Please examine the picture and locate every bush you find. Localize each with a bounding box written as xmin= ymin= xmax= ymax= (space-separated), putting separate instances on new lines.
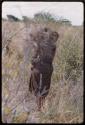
xmin=54 ymin=27 xmax=83 ymax=84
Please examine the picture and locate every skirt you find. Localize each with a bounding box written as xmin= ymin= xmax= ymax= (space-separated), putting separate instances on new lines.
xmin=29 ymin=63 xmax=53 ymax=98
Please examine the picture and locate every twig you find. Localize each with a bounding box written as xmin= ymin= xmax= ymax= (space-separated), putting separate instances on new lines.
xmin=2 ymin=26 xmax=25 ymax=49
xmin=69 ymin=116 xmax=80 ymax=123
xmin=9 ymin=92 xmax=29 ymax=113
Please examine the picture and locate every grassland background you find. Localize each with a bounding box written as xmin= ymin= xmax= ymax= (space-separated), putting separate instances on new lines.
xmin=2 ymin=17 xmax=83 ymax=123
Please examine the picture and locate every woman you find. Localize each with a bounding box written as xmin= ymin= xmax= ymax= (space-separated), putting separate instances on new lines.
xmin=29 ymin=26 xmax=59 ymax=111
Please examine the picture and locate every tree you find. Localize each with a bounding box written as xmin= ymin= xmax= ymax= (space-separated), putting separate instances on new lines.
xmin=58 ymin=18 xmax=72 ymax=25
xmin=22 ymin=16 xmax=30 ymax=22
xmin=7 ymin=15 xmax=20 ymax=22
xmin=34 ymin=12 xmax=56 ymax=22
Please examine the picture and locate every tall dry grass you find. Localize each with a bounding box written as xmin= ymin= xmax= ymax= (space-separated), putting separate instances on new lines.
xmin=2 ymin=19 xmax=83 ymax=123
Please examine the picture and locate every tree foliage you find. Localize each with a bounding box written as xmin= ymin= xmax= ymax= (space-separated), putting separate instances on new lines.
xmin=7 ymin=15 xmax=20 ymax=22
xmin=34 ymin=12 xmax=56 ymax=22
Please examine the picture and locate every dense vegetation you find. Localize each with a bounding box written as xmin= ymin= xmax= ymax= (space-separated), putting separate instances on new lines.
xmin=2 ymin=12 xmax=83 ymax=123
